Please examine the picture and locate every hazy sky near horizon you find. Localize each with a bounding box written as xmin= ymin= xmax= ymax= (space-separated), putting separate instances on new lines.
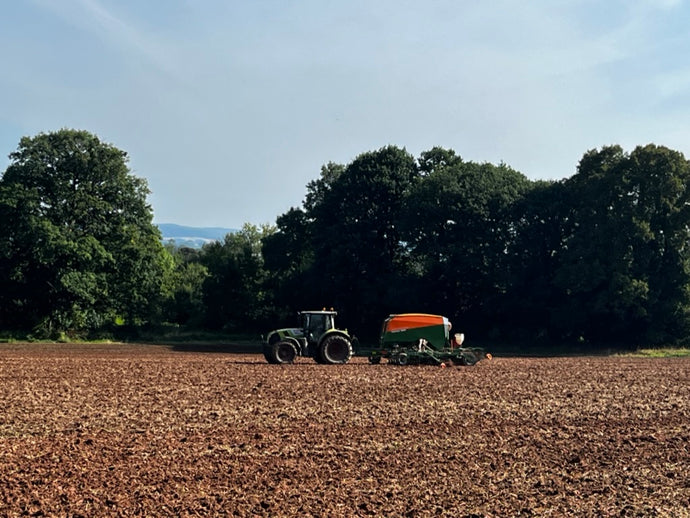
xmin=2 ymin=0 xmax=689 ymax=227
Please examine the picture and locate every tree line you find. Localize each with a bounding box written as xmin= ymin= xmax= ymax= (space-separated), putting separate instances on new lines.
xmin=2 ymin=129 xmax=690 ymax=349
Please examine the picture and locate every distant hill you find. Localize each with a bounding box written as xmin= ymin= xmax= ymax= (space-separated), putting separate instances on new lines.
xmin=157 ymin=223 xmax=237 ymax=249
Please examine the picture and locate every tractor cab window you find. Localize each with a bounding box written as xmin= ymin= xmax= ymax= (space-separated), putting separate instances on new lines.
xmin=324 ymin=314 xmax=334 ymax=330
xmin=303 ymin=313 xmax=334 ymax=341
xmin=308 ymin=314 xmax=326 ymax=335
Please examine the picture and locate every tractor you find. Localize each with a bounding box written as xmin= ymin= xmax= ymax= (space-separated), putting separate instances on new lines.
xmin=262 ymin=310 xmax=354 ymax=365
xmin=368 ymin=313 xmax=490 ymax=366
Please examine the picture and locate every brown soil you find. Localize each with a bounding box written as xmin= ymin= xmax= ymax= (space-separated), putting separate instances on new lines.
xmin=0 ymin=343 xmax=688 ymax=517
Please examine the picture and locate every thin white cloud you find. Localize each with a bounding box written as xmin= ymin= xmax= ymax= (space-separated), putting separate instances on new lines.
xmin=29 ymin=0 xmax=183 ymax=84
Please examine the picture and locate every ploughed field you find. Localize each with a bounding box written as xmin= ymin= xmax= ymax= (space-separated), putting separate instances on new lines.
xmin=0 ymin=344 xmax=688 ymax=517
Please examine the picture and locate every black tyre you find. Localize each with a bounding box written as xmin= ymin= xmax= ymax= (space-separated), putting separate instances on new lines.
xmin=318 ymin=335 xmax=353 ymax=365
xmin=263 ymin=343 xmax=278 ymax=364
xmin=461 ymin=351 xmax=478 ymax=366
xmin=265 ymin=341 xmax=297 ymax=364
xmin=275 ymin=341 xmax=298 ymax=364
xmin=397 ymin=352 xmax=409 ymax=366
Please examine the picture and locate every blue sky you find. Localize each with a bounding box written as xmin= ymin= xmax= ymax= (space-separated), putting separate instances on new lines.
xmin=1 ymin=0 xmax=689 ymax=227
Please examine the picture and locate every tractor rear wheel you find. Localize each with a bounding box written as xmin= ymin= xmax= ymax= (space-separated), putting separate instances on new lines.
xmin=267 ymin=341 xmax=298 ymax=364
xmin=318 ymin=335 xmax=353 ymax=365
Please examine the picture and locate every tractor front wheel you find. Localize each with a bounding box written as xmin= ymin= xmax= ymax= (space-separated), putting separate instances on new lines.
xmin=318 ymin=335 xmax=353 ymax=365
xmin=267 ymin=341 xmax=298 ymax=364
xmin=263 ymin=343 xmax=278 ymax=364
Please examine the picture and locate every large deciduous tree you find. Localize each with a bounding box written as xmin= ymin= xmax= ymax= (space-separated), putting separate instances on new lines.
xmin=400 ymin=150 xmax=531 ymax=335
xmin=0 ymin=129 xmax=172 ymax=336
xmin=554 ymin=144 xmax=690 ymax=344
xmin=307 ymin=146 xmax=419 ymax=337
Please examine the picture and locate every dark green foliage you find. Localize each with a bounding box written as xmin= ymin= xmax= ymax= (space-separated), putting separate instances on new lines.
xmin=261 ymin=207 xmax=316 ymax=323
xmin=495 ymin=144 xmax=690 ymax=346
xmin=264 ymin=143 xmax=690 ymax=348
xmin=307 ymin=146 xmax=420 ymax=338
xmin=552 ymin=145 xmax=690 ymax=344
xmin=164 ymin=245 xmax=208 ymax=326
xmin=201 ymin=224 xmax=274 ymax=332
xmin=400 ymin=153 xmax=531 ymax=335
xmin=3 ymin=130 xmax=690 ymax=350
xmin=498 ymin=180 xmax=571 ymax=343
xmin=0 ymin=129 xmax=172 ymax=337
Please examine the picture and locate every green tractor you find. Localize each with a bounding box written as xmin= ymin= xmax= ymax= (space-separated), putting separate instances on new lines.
xmin=262 ymin=310 xmax=354 ymax=365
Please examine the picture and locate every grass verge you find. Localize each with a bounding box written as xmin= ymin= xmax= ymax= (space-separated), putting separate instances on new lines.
xmin=617 ymin=347 xmax=690 ymax=358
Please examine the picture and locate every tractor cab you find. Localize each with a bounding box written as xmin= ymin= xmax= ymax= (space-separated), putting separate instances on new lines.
xmin=301 ymin=311 xmax=335 ymax=344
